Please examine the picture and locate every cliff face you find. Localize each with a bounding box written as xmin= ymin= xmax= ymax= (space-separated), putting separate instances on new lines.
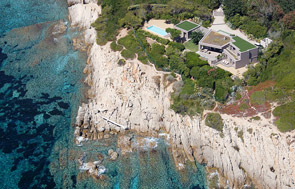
xmin=68 ymin=1 xmax=295 ymax=188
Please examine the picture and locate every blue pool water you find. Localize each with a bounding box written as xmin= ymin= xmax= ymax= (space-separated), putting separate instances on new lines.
xmin=0 ymin=0 xmax=208 ymax=188
xmin=147 ymin=25 xmax=168 ymax=36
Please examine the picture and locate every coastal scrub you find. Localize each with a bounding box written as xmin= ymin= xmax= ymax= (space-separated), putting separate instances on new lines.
xmin=205 ymin=113 xmax=224 ymax=132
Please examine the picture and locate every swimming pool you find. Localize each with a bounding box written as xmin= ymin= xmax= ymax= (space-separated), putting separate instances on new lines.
xmin=147 ymin=25 xmax=168 ymax=36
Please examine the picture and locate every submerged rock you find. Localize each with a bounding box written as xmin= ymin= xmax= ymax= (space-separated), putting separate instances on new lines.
xmin=108 ymin=149 xmax=119 ymax=160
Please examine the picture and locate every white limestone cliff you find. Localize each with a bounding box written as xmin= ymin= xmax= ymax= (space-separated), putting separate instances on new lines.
xmin=68 ymin=1 xmax=295 ymax=188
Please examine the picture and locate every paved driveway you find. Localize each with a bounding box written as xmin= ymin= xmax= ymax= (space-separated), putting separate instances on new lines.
xmin=210 ymin=8 xmax=257 ymax=44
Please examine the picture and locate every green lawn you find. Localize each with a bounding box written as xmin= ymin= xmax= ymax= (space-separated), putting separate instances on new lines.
xmin=176 ymin=21 xmax=199 ymax=31
xmin=184 ymin=40 xmax=199 ymax=52
xmin=232 ymin=36 xmax=256 ymax=52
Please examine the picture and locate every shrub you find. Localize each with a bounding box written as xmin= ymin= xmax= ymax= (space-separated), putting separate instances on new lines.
xmin=118 ymin=12 xmax=143 ymax=29
xmin=247 ymin=128 xmax=253 ymax=134
xmin=185 ymin=52 xmax=208 ymax=68
xmin=137 ymin=29 xmax=169 ymax=45
xmin=190 ymin=66 xmax=200 ymax=79
xmin=240 ymin=103 xmax=249 ymax=111
xmin=238 ymin=130 xmax=244 ymax=142
xmin=118 ymin=35 xmax=140 ymax=53
xmin=168 ymin=41 xmax=185 ymax=51
xmin=121 ymin=49 xmax=135 ymax=59
xmin=273 ymin=102 xmax=295 ymax=132
xmin=214 ymin=79 xmax=233 ymax=103
xmin=118 ymin=59 xmax=126 ymax=66
xmin=205 ymin=113 xmax=224 ymax=132
xmin=283 ymin=11 xmax=295 ymax=29
xmin=250 ymin=116 xmax=261 ymax=121
xmin=202 ymin=20 xmax=210 ymax=28
xmin=166 ymin=28 xmax=181 ymax=41
xmin=250 ymin=91 xmax=266 ymax=105
xmin=151 ymin=43 xmax=166 ymax=55
xmin=191 ymin=31 xmax=204 ymax=44
xmin=138 ymin=55 xmax=148 ymax=64
xmin=157 ymin=37 xmax=170 ymax=45
xmin=110 ymin=41 xmax=123 ymax=51
xmin=236 ymin=92 xmax=242 ymax=100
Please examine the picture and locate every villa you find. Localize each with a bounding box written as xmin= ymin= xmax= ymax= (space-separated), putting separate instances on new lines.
xmin=198 ymin=30 xmax=258 ymax=69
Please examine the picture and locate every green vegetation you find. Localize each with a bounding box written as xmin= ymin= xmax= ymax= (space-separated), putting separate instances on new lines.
xmin=92 ymin=0 xmax=219 ymax=45
xmin=92 ymin=0 xmax=295 ymax=132
xmin=240 ymin=103 xmax=249 ymax=111
xmin=274 ymin=0 xmax=295 ymax=13
xmin=223 ymin=0 xmax=295 ymax=37
xmin=205 ymin=113 xmax=224 ymax=132
xmin=137 ymin=29 xmax=169 ymax=45
xmin=235 ymin=92 xmax=242 ymax=100
xmin=250 ymin=91 xmax=266 ymax=105
xmin=283 ymin=11 xmax=295 ymax=30
xmin=250 ymin=116 xmax=261 ymax=121
xmin=191 ymin=31 xmax=204 ymax=45
xmin=243 ymin=29 xmax=295 ymax=131
xmin=110 ymin=41 xmax=123 ymax=51
xmin=273 ymin=102 xmax=295 ymax=132
xmin=247 ymin=128 xmax=253 ymax=134
xmin=113 ymin=31 xmax=233 ymax=115
xmin=184 ymin=40 xmax=199 ymax=52
xmin=121 ymin=49 xmax=136 ymax=59
xmin=223 ymin=0 xmax=281 ymax=38
xmin=175 ymin=21 xmax=199 ymax=31
xmin=118 ymin=59 xmax=126 ymax=66
xmin=232 ymin=36 xmax=256 ymax=52
xmin=119 ymin=12 xmax=143 ymax=29
xmin=202 ymin=20 xmax=210 ymax=28
xmin=118 ymin=31 xmax=148 ymax=61
xmin=166 ymin=28 xmax=181 ymax=41
xmin=238 ymin=130 xmax=244 ymax=142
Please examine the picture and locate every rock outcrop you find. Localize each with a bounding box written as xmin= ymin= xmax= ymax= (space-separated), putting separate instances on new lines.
xmin=68 ymin=1 xmax=295 ymax=188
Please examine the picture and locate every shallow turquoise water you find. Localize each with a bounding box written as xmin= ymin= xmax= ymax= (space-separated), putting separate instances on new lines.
xmin=0 ymin=0 xmax=207 ymax=188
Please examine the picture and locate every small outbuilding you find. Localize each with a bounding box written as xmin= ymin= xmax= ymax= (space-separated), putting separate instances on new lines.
xmin=174 ymin=20 xmax=200 ymax=42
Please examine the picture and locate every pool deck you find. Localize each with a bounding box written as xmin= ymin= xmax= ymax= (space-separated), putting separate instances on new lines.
xmin=143 ymin=19 xmax=174 ymax=39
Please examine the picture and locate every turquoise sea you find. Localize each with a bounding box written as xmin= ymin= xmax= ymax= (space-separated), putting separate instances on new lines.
xmin=0 ymin=0 xmax=207 ymax=188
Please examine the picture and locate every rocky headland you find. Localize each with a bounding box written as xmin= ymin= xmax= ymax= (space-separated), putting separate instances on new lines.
xmin=67 ymin=1 xmax=295 ymax=188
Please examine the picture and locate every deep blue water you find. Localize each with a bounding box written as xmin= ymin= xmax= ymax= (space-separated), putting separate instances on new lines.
xmin=0 ymin=0 xmax=208 ymax=188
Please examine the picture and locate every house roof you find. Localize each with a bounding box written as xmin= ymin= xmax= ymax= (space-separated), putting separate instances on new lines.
xmin=201 ymin=30 xmax=230 ymax=47
xmin=175 ymin=21 xmax=199 ymax=32
xmin=232 ymin=36 xmax=256 ymax=52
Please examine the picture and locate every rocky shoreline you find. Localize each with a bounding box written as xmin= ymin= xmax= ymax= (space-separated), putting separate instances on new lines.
xmin=67 ymin=1 xmax=295 ymax=188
